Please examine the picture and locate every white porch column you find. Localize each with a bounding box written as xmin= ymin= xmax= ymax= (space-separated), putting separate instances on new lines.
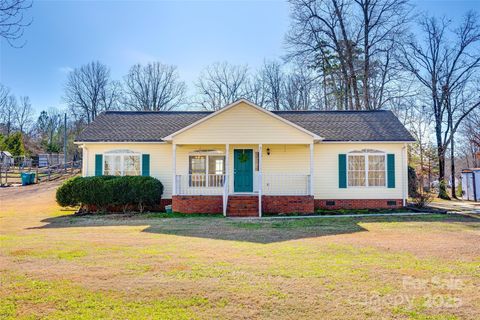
xmin=224 ymin=144 xmax=230 ymax=217
xmin=309 ymin=143 xmax=314 ymax=196
xmin=225 ymin=144 xmax=230 ymax=188
xmin=172 ymin=143 xmax=177 ymax=196
xmin=258 ymin=144 xmax=263 ymax=217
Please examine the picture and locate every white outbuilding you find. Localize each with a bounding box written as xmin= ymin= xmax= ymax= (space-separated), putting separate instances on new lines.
xmin=461 ymin=168 xmax=480 ymax=202
xmin=0 ymin=150 xmax=14 ymax=167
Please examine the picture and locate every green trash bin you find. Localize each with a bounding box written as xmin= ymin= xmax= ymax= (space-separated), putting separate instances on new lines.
xmin=29 ymin=172 xmax=36 ymax=184
xmin=21 ymin=173 xmax=29 ymax=186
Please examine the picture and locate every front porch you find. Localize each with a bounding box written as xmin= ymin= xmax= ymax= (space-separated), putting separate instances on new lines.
xmin=171 ymin=144 xmax=315 ymax=217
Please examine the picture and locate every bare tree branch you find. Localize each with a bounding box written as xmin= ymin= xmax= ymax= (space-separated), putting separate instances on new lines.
xmin=0 ymin=0 xmax=32 ymax=47
xmin=123 ymin=62 xmax=186 ymax=111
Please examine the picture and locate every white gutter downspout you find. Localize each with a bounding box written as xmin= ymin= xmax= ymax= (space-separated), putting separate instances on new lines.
xmin=402 ymin=143 xmax=407 ymax=207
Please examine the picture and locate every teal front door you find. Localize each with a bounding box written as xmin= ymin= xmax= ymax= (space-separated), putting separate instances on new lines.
xmin=234 ymin=149 xmax=253 ymax=192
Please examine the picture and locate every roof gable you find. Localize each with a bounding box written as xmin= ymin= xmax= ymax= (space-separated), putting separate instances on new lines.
xmin=163 ymin=99 xmax=322 ymax=141
xmin=167 ymin=100 xmax=319 ymax=144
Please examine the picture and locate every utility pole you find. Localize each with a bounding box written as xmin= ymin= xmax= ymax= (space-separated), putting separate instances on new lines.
xmin=64 ymin=113 xmax=67 ymax=172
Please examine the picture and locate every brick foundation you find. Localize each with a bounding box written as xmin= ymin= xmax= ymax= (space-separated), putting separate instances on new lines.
xmin=172 ymin=196 xmax=403 ymax=215
xmin=262 ymin=195 xmax=314 ymax=214
xmin=172 ymin=195 xmax=223 ymax=214
xmin=314 ymin=199 xmax=403 ymax=210
xmin=151 ymin=198 xmax=172 ymax=212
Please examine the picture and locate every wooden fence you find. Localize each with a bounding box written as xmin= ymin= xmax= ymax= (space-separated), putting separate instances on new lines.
xmin=0 ymin=160 xmax=82 ymax=186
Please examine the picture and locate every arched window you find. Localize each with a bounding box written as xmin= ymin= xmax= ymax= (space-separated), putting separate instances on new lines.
xmin=104 ymin=150 xmax=141 ymax=176
xmin=348 ymin=149 xmax=386 ymax=187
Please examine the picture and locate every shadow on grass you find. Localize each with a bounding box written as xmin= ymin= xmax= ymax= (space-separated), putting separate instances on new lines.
xmin=28 ymin=213 xmax=476 ymax=244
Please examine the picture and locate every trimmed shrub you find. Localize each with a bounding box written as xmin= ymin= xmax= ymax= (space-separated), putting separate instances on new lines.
xmin=56 ymin=176 xmax=82 ymax=207
xmin=110 ymin=176 xmax=137 ymax=213
xmin=55 ymin=176 xmax=164 ymax=213
xmin=127 ymin=176 xmax=164 ymax=212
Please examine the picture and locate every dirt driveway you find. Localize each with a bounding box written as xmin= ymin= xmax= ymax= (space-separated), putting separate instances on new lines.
xmin=1 ymin=182 xmax=479 ymax=319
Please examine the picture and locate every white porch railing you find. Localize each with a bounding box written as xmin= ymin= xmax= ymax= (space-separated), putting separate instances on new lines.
xmin=176 ymin=174 xmax=226 ymax=195
xmin=175 ymin=174 xmax=310 ymax=196
xmin=262 ymin=174 xmax=310 ymax=195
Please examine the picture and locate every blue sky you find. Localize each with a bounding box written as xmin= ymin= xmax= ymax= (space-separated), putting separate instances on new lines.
xmin=0 ymin=0 xmax=478 ymax=113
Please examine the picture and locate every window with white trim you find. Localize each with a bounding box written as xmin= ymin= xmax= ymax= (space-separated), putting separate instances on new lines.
xmin=188 ymin=151 xmax=225 ymax=187
xmin=104 ymin=150 xmax=141 ymax=176
xmin=347 ymin=150 xmax=386 ymax=187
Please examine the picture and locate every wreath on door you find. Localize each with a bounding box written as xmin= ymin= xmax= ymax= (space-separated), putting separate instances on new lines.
xmin=238 ymin=151 xmax=249 ymax=163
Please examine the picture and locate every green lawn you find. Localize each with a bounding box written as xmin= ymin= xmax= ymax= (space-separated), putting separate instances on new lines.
xmin=1 ymin=184 xmax=479 ymax=319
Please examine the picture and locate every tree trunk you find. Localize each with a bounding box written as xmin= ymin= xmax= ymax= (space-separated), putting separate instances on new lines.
xmin=419 ymin=144 xmax=424 ymax=193
xmin=437 ymin=146 xmax=450 ymax=200
xmin=450 ymin=135 xmax=457 ymax=199
xmin=332 ymin=0 xmax=361 ymax=110
xmin=362 ymin=4 xmax=370 ymax=110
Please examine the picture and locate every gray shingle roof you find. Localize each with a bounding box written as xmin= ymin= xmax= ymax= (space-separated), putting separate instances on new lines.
xmin=76 ymin=110 xmax=414 ymax=142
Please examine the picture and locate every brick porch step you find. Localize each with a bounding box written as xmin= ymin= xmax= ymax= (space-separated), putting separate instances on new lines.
xmin=227 ymin=195 xmax=259 ymax=217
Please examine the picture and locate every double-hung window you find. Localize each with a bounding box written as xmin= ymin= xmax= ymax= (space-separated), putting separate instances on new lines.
xmin=189 ymin=153 xmax=225 ymax=187
xmin=104 ymin=150 xmax=141 ymax=176
xmin=347 ymin=151 xmax=386 ymax=187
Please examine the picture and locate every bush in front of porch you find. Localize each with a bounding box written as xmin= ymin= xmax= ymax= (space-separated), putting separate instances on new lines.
xmin=56 ymin=176 xmax=164 ymax=213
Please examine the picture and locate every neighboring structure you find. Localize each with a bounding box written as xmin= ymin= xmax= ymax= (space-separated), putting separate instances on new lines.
xmin=38 ymin=153 xmax=65 ymax=167
xmin=75 ymin=99 xmax=415 ymax=216
xmin=0 ymin=151 xmax=14 ymax=167
xmin=461 ymin=168 xmax=479 ymax=202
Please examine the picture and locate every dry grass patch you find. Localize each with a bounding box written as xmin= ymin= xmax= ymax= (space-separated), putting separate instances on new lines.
xmin=1 ymin=182 xmax=479 ymax=319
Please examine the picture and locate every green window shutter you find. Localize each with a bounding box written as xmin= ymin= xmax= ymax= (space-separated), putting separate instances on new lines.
xmin=338 ymin=154 xmax=347 ymax=188
xmin=142 ymin=154 xmax=150 ymax=176
xmin=387 ymin=154 xmax=395 ymax=188
xmin=95 ymin=154 xmax=103 ymax=176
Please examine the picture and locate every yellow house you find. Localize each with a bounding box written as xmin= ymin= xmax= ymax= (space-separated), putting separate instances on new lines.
xmin=75 ymin=99 xmax=415 ymax=217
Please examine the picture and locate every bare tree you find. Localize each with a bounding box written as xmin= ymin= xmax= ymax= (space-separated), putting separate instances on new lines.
xmin=405 ymin=104 xmax=434 ymax=192
xmin=36 ymin=108 xmax=62 ymax=148
xmin=258 ymin=60 xmax=285 ymax=110
xmin=64 ymin=61 xmax=119 ymax=124
xmin=0 ymin=92 xmax=16 ymax=135
xmin=123 ymin=62 xmax=186 ymax=111
xmin=400 ymin=12 xmax=480 ymax=199
xmin=286 ymin=0 xmax=353 ymax=109
xmin=282 ymin=68 xmax=318 ymax=110
xmin=14 ymin=95 xmax=33 ymax=133
xmin=460 ymin=109 xmax=480 ymax=168
xmin=245 ymin=73 xmax=267 ymax=107
xmin=286 ymin=0 xmax=410 ymax=110
xmin=0 ymin=0 xmax=32 ymax=46
xmin=0 ymin=84 xmax=10 ymax=133
xmin=195 ymin=62 xmax=250 ymax=110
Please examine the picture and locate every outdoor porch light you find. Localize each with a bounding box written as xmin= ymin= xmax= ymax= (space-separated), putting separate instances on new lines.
xmin=266 ymin=148 xmax=271 ymax=156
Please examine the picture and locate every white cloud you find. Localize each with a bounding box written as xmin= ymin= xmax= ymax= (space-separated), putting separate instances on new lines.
xmin=58 ymin=66 xmax=73 ymax=74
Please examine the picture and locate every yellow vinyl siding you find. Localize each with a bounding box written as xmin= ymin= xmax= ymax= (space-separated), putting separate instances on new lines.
xmin=261 ymin=144 xmax=309 ymax=174
xmin=82 ymin=143 xmax=173 ymax=198
xmin=80 ymin=141 xmax=406 ymax=200
xmin=313 ymin=143 xmax=405 ymax=199
xmin=172 ymin=102 xmax=314 ymax=144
